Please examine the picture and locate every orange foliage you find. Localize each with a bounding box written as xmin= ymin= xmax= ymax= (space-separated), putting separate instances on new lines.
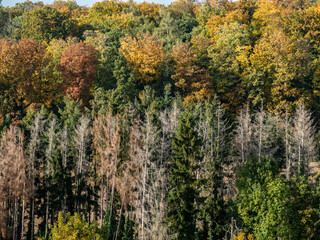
xmin=0 ymin=39 xmax=59 ymax=110
xmin=60 ymin=42 xmax=99 ymax=105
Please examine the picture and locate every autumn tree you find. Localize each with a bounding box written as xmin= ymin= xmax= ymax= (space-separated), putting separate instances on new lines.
xmin=120 ymin=33 xmax=165 ymax=83
xmin=60 ymin=42 xmax=99 ymax=105
xmin=0 ymin=39 xmax=59 ymax=122
xmin=172 ymin=41 xmax=213 ymax=104
xmin=243 ymin=30 xmax=314 ymax=113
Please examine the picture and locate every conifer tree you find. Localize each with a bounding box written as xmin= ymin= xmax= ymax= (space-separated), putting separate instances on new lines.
xmin=167 ymin=109 xmax=202 ymax=239
xmin=196 ymin=99 xmax=229 ymax=239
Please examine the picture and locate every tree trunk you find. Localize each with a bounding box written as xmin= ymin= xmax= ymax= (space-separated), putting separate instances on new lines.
xmin=114 ymin=194 xmax=125 ymax=240
xmin=21 ymin=199 xmax=25 ymax=240
xmin=100 ymin=183 xmax=104 ymax=228
xmin=45 ymin=192 xmax=49 ymax=238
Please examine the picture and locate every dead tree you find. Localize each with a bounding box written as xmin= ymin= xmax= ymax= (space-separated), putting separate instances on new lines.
xmin=27 ymin=113 xmax=45 ymax=240
xmin=73 ymin=116 xmax=91 ymax=213
xmin=92 ymin=112 xmax=120 ymax=227
xmin=290 ymin=103 xmax=317 ymax=177
xmin=234 ymin=105 xmax=253 ymax=165
xmin=0 ymin=126 xmax=30 ymax=240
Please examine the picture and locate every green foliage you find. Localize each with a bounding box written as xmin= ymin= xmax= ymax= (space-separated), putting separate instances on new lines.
xmin=236 ymin=157 xmax=300 ymax=240
xmin=167 ymin=109 xmax=202 ymax=239
xmin=2 ymin=1 xmax=320 ymax=239
xmin=18 ymin=6 xmax=78 ymax=42
xmin=0 ymin=6 xmax=8 ymax=34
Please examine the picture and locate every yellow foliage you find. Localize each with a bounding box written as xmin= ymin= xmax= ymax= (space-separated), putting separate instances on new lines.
xmin=233 ymin=232 xmax=256 ymax=240
xmin=206 ymin=9 xmax=249 ymax=41
xmin=120 ymin=33 xmax=165 ymax=83
xmin=136 ymin=2 xmax=160 ymax=21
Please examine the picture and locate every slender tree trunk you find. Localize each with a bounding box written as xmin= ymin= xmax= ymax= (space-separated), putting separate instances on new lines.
xmin=13 ymin=197 xmax=17 ymax=240
xmin=285 ymin=110 xmax=290 ymax=180
xmin=100 ymin=182 xmax=104 ymax=228
xmin=45 ymin=192 xmax=49 ymax=237
xmin=258 ymin=116 xmax=263 ymax=162
xmin=110 ymin=175 xmax=115 ymax=215
xmin=105 ymin=179 xmax=109 ymax=215
xmin=141 ymin=162 xmax=148 ymax=240
xmin=31 ymin=195 xmax=34 ymax=240
xmin=114 ymin=194 xmax=125 ymax=240
xmin=21 ymin=198 xmax=25 ymax=240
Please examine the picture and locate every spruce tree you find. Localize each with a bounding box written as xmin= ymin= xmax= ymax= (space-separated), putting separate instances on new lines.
xmin=167 ymin=109 xmax=201 ymax=240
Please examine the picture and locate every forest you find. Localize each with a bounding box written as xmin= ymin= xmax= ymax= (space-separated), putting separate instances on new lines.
xmin=0 ymin=0 xmax=320 ymax=239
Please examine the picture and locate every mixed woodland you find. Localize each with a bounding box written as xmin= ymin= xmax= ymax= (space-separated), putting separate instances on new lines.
xmin=1 ymin=0 xmax=320 ymax=239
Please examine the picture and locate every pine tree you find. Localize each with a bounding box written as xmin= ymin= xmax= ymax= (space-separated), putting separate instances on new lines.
xmin=167 ymin=109 xmax=202 ymax=239
xmin=196 ymin=99 xmax=229 ymax=239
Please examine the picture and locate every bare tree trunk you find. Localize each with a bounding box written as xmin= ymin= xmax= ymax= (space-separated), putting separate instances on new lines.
xmin=141 ymin=162 xmax=148 ymax=240
xmin=100 ymin=182 xmax=104 ymax=228
xmin=109 ymin=175 xmax=115 ymax=216
xmin=285 ymin=109 xmax=290 ymax=180
xmin=21 ymin=198 xmax=25 ymax=240
xmin=45 ymin=192 xmax=49 ymax=237
xmin=31 ymin=195 xmax=35 ymax=240
xmin=114 ymin=194 xmax=125 ymax=240
xmin=13 ymin=197 xmax=17 ymax=240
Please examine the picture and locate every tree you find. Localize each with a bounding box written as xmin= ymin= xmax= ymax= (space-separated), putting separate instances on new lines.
xmin=167 ymin=109 xmax=202 ymax=239
xmin=251 ymin=106 xmax=279 ymax=162
xmin=73 ymin=116 xmax=91 ymax=213
xmin=50 ymin=212 xmax=100 ymax=240
xmin=233 ymin=105 xmax=254 ymax=166
xmin=154 ymin=7 xmax=178 ymax=48
xmin=129 ymin=107 xmax=170 ymax=240
xmin=120 ymin=33 xmax=165 ymax=83
xmin=18 ymin=6 xmax=78 ymax=42
xmin=245 ymin=30 xmax=314 ymax=113
xmin=25 ymin=112 xmax=46 ymax=240
xmin=171 ymin=42 xmax=213 ymax=104
xmin=92 ymin=113 xmax=120 ymax=228
xmin=236 ymin=157 xmax=300 ymax=240
xmin=0 ymin=39 xmax=60 ymax=121
xmin=290 ymin=103 xmax=317 ymax=177
xmin=60 ymin=42 xmax=99 ymax=105
xmin=0 ymin=126 xmax=30 ymax=240
xmin=0 ymin=6 xmax=8 ymax=35
xmin=195 ymin=99 xmax=229 ymax=239
xmin=208 ymin=21 xmax=251 ymax=112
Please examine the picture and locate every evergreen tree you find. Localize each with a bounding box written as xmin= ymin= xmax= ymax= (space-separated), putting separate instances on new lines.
xmin=167 ymin=109 xmax=202 ymax=239
xmin=195 ymin=99 xmax=229 ymax=239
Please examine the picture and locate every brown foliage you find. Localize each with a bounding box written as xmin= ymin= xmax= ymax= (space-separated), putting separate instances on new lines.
xmin=60 ymin=42 xmax=99 ymax=105
xmin=0 ymin=126 xmax=30 ymax=239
